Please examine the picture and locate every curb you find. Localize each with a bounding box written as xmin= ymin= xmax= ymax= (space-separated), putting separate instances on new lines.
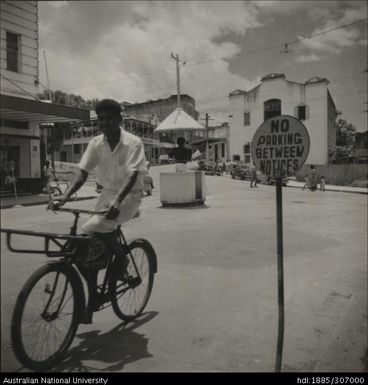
xmin=286 ymin=184 xmax=368 ymax=195
xmin=0 ymin=195 xmax=97 ymax=210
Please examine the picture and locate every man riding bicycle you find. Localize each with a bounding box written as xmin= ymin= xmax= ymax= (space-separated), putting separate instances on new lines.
xmin=50 ymin=99 xmax=147 ymax=323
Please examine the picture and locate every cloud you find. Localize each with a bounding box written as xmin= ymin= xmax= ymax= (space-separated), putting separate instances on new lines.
xmin=296 ymin=1 xmax=367 ymax=54
xmin=37 ymin=0 xmax=367 ymax=126
xmin=38 ymin=0 xmax=261 ymax=119
xmin=294 ymin=54 xmax=322 ymax=63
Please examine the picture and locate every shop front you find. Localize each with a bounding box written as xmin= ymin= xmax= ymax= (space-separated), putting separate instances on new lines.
xmin=0 ymin=94 xmax=89 ymax=194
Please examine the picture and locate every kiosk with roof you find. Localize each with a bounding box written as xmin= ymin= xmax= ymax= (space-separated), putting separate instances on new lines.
xmin=154 ymin=54 xmax=207 ymax=207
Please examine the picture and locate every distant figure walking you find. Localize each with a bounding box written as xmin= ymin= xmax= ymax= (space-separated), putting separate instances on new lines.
xmin=302 ymin=175 xmax=310 ymax=191
xmin=43 ymin=160 xmax=55 ymax=194
xmin=309 ymin=165 xmax=318 ymax=192
xmin=250 ymin=165 xmax=258 ymax=188
xmin=320 ymin=176 xmax=326 ymax=192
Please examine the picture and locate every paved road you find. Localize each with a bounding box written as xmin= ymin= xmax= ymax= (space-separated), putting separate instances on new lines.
xmin=1 ymin=165 xmax=367 ymax=372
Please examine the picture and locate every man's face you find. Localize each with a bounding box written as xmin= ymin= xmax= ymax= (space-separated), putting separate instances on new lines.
xmin=97 ymin=111 xmax=121 ymax=137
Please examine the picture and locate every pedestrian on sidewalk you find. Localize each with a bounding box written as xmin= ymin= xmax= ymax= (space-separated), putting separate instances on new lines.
xmin=320 ymin=176 xmax=326 ymax=192
xmin=250 ymin=165 xmax=258 ymax=188
xmin=302 ymin=174 xmax=310 ymax=191
xmin=43 ymin=160 xmax=55 ymax=194
xmin=309 ymin=165 xmax=318 ymax=192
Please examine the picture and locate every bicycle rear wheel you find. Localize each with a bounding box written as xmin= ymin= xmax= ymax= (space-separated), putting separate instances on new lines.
xmin=11 ymin=263 xmax=80 ymax=371
xmin=109 ymin=240 xmax=154 ymax=321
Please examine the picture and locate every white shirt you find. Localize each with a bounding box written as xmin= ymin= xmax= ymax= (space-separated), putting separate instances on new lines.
xmin=79 ymin=128 xmax=147 ymax=191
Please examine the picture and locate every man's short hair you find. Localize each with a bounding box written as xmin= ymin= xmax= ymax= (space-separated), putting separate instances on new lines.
xmin=95 ymin=99 xmax=122 ymax=117
xmin=177 ymin=137 xmax=185 ymax=146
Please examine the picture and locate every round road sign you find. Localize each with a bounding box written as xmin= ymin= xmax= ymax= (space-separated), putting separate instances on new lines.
xmin=251 ymin=115 xmax=310 ymax=178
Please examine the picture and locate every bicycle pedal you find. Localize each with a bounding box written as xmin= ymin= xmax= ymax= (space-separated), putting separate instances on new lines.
xmin=126 ymin=276 xmax=141 ymax=288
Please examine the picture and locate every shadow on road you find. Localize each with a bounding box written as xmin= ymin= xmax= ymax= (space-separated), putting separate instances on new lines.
xmin=51 ymin=311 xmax=158 ymax=372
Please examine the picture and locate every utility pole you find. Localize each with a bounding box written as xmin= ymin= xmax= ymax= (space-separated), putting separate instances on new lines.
xmin=200 ymin=113 xmax=214 ymax=162
xmin=171 ymin=53 xmax=186 ymax=108
xmin=43 ymin=51 xmax=52 ymax=101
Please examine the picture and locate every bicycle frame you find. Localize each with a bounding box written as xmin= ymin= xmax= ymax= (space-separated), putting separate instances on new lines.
xmin=0 ymin=206 xmax=153 ymax=313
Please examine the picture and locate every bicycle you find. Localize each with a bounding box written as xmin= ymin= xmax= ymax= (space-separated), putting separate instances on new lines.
xmin=0 ymin=206 xmax=157 ymax=371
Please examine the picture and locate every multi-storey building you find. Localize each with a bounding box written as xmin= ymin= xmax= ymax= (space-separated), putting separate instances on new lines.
xmin=123 ymin=94 xmax=200 ymax=145
xmin=0 ymin=1 xmax=88 ymax=194
xmin=123 ymin=94 xmax=199 ymax=123
xmin=58 ymin=112 xmax=170 ymax=165
xmin=228 ymin=73 xmax=338 ymax=165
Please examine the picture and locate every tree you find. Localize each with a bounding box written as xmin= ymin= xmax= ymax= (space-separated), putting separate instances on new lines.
xmin=37 ymin=89 xmax=99 ymax=110
xmin=37 ymin=90 xmax=100 ymax=153
xmin=330 ymin=119 xmax=357 ymax=163
xmin=336 ymin=119 xmax=356 ymax=147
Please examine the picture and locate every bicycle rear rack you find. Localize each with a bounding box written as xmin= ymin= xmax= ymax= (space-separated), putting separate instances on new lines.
xmin=0 ymin=228 xmax=90 ymax=257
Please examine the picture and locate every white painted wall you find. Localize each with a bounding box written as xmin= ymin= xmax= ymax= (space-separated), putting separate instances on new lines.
xmin=0 ymin=1 xmax=39 ymax=98
xmin=229 ymin=77 xmax=334 ymax=165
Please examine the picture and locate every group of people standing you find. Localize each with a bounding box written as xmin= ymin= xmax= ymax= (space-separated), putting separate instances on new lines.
xmin=302 ymin=165 xmax=325 ymax=192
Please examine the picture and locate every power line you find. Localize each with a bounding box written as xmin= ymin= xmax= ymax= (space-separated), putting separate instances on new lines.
xmin=185 ymin=18 xmax=367 ymax=68
xmin=63 ymin=18 xmax=367 ymax=93
xmin=0 ymin=74 xmax=40 ymax=100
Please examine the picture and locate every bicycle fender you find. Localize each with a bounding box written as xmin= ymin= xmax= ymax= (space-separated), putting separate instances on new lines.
xmin=46 ymin=260 xmax=86 ymax=322
xmin=129 ymin=239 xmax=158 ymax=273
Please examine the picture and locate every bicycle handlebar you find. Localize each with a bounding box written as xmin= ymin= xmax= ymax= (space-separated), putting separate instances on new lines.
xmin=51 ymin=207 xmax=108 ymax=216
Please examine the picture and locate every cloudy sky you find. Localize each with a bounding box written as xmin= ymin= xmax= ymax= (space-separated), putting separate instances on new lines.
xmin=38 ymin=1 xmax=367 ymax=130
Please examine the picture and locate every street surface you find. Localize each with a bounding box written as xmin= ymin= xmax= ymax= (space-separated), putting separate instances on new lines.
xmin=1 ymin=165 xmax=367 ymax=372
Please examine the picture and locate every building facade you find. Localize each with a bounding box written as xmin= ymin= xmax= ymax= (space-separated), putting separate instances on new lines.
xmin=123 ymin=94 xmax=199 ymax=123
xmin=0 ymin=1 xmax=88 ymax=194
xmin=57 ymin=113 xmax=174 ymax=166
xmin=228 ymin=73 xmax=337 ymax=165
xmin=123 ymin=94 xmax=201 ymax=145
xmin=191 ymin=122 xmax=230 ymax=162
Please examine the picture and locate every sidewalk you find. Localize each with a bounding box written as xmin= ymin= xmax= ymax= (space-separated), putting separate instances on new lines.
xmin=1 ymin=177 xmax=367 ymax=210
xmin=286 ymin=179 xmax=368 ymax=194
xmin=0 ymin=183 xmax=98 ymax=209
xmin=222 ymin=173 xmax=367 ymax=194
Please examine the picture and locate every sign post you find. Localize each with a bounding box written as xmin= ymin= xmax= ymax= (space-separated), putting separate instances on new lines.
xmin=251 ymin=115 xmax=310 ymax=372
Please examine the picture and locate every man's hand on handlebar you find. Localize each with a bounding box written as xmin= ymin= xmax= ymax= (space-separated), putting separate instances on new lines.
xmin=105 ymin=201 xmax=120 ymax=220
xmin=48 ymin=195 xmax=68 ymax=211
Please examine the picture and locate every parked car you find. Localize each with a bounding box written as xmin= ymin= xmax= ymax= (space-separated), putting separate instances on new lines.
xmin=230 ymin=164 xmax=251 ymax=180
xmin=200 ymin=161 xmax=221 ymax=175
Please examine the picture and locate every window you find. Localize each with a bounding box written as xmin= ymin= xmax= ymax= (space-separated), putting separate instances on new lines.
xmin=60 ymin=152 xmax=67 ymax=162
xmin=6 ymin=32 xmax=19 ymax=72
xmin=0 ymin=119 xmax=28 ymax=129
xmin=221 ymin=143 xmax=225 ymax=158
xmin=264 ymin=99 xmax=281 ymax=121
xmin=244 ymin=112 xmax=250 ymax=126
xmin=73 ymin=144 xmax=81 ymax=154
xmin=295 ymin=104 xmax=309 ymax=120
xmin=233 ymin=154 xmax=240 ymax=161
xmin=243 ymin=142 xmax=250 ymax=154
xmin=245 ymin=155 xmax=251 ymax=163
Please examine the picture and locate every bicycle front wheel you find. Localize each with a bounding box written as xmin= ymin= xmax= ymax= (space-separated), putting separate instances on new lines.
xmin=11 ymin=263 xmax=80 ymax=371
xmin=109 ymin=240 xmax=154 ymax=321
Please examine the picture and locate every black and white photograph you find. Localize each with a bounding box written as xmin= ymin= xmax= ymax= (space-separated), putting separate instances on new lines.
xmin=0 ymin=0 xmax=367 ymax=378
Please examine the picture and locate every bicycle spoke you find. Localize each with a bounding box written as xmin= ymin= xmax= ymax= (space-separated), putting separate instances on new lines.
xmin=14 ymin=267 xmax=78 ymax=369
xmin=110 ymin=243 xmax=154 ymax=320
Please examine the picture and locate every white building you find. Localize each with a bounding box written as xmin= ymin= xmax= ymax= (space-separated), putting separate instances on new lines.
xmin=228 ymin=73 xmax=337 ymax=165
xmin=0 ymin=1 xmax=89 ymax=194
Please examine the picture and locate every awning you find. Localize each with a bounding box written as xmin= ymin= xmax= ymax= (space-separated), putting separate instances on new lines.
xmin=154 ymin=108 xmax=205 ymax=132
xmin=0 ymin=94 xmax=90 ymax=123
